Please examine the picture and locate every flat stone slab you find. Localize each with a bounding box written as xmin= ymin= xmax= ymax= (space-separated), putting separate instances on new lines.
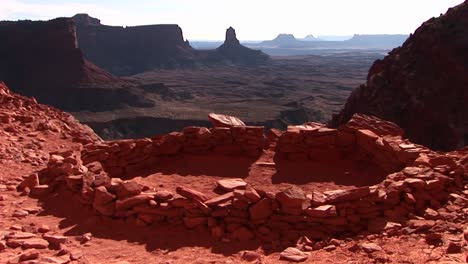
xmin=216 ymin=178 xmax=247 ymax=191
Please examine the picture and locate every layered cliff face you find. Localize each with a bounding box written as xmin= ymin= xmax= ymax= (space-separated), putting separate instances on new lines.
xmin=0 ymin=18 xmax=153 ymax=111
xmin=73 ymin=14 xmax=196 ymax=76
xmin=209 ymin=27 xmax=269 ymax=64
xmin=331 ymin=1 xmax=468 ymax=151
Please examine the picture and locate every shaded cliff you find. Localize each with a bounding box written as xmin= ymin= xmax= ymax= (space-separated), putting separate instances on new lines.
xmin=73 ymin=14 xmax=197 ymax=76
xmin=331 ymin=1 xmax=468 ymax=151
xmin=0 ymin=18 xmax=153 ymax=111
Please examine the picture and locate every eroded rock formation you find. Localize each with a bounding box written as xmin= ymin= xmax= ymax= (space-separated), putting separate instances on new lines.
xmin=209 ymin=27 xmax=269 ymax=64
xmin=73 ymin=14 xmax=196 ymax=76
xmin=0 ymin=18 xmax=152 ymax=111
xmin=331 ymin=1 xmax=468 ymax=151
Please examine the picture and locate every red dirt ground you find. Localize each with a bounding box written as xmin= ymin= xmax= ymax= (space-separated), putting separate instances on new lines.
xmin=1 ymin=132 xmax=467 ymax=263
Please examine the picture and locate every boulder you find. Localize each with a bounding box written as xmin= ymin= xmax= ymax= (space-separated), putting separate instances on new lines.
xmin=279 ymin=247 xmax=309 ymax=262
xmin=208 ymin=113 xmax=245 ymax=128
xmin=276 ymin=186 xmax=309 ymax=211
xmin=216 ymin=178 xmax=247 ymax=191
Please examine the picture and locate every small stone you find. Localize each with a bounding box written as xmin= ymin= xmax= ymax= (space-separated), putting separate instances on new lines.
xmin=43 ymin=234 xmax=68 ymax=246
xmin=115 ymin=181 xmax=142 ymax=199
xmin=22 ymin=238 xmax=49 ymax=249
xmin=154 ymin=190 xmax=173 ymax=201
xmin=21 ymin=225 xmax=37 ymax=233
xmin=12 ymin=209 xmax=29 ymax=217
xmin=80 ymin=233 xmax=92 ymax=243
xmin=279 ymin=247 xmax=309 ymax=262
xmin=216 ymin=178 xmax=247 ymax=191
xmin=240 ymin=251 xmax=262 ymax=262
xmin=425 ymin=233 xmax=443 ymax=245
xmin=18 ymin=173 xmax=39 ymax=190
xmin=6 ymin=231 xmax=36 ymax=239
xmin=424 ymin=208 xmax=440 ymax=220
xmin=10 ymin=224 xmax=22 ymax=230
xmin=176 ymin=186 xmax=210 ymax=202
xmin=0 ymin=241 xmax=6 ymax=251
xmin=360 ymin=242 xmax=382 ymax=253
xmin=19 ymin=249 xmax=40 ymax=261
xmin=323 ymin=245 xmax=336 ymax=251
xmin=70 ymin=250 xmax=83 ymax=260
xmin=446 ymin=241 xmax=462 ymax=254
xmin=38 ymin=225 xmax=51 ymax=233
xmin=328 ymin=238 xmax=341 ymax=246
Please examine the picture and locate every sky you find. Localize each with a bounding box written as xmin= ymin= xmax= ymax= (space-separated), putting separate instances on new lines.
xmin=0 ymin=0 xmax=465 ymax=40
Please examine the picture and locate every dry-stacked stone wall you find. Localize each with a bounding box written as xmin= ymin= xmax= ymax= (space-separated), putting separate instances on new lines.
xmin=81 ymin=126 xmax=265 ymax=178
xmin=275 ymin=115 xmax=418 ymax=173
xmin=23 ymin=114 xmax=467 ymax=245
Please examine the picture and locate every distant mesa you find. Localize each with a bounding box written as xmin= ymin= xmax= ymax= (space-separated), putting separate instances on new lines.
xmin=331 ymin=1 xmax=468 ymax=151
xmin=261 ymin=34 xmax=301 ymax=47
xmin=71 ymin=15 xmax=268 ymax=75
xmin=72 ymin=13 xmax=101 ymax=26
xmin=302 ymin=34 xmax=319 ymax=41
xmin=345 ymin=34 xmax=409 ymax=47
xmin=72 ymin=14 xmax=195 ymax=76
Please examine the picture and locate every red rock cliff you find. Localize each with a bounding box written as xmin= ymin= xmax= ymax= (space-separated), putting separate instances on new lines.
xmin=73 ymin=14 xmax=196 ymax=76
xmin=0 ymin=18 xmax=153 ymax=111
xmin=331 ymin=1 xmax=468 ymax=151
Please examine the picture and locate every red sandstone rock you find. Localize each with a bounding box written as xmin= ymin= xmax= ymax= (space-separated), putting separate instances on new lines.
xmin=204 ymin=192 xmax=234 ymax=206
xmin=276 ymin=186 xmax=309 ymax=210
xmin=19 ymin=249 xmax=40 ymax=261
xmin=216 ymin=178 xmax=247 ymax=191
xmin=183 ymin=217 xmax=207 ymax=228
xmin=331 ymin=1 xmax=468 ymax=151
xmin=115 ymin=194 xmax=154 ymax=211
xmin=323 ymin=187 xmax=370 ymax=203
xmin=21 ymin=238 xmax=49 ymax=249
xmin=305 ymin=205 xmax=337 ymax=218
xmin=249 ymin=198 xmax=273 ymax=220
xmin=359 ymin=242 xmax=382 ymax=253
xmin=115 ymin=181 xmax=143 ymax=199
xmin=18 ymin=173 xmax=39 ymax=190
xmin=176 ymin=186 xmax=210 ymax=202
xmin=231 ymin=226 xmax=254 ymax=241
xmin=154 ymin=190 xmax=173 ymax=201
xmin=208 ymin=113 xmax=246 ymax=128
xmin=279 ymin=247 xmax=309 ymax=262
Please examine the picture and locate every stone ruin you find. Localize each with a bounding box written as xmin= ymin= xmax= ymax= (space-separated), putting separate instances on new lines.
xmin=19 ymin=113 xmax=468 ymax=247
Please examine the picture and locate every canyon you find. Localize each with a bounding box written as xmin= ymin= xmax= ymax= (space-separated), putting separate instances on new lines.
xmin=0 ymin=1 xmax=467 ymax=263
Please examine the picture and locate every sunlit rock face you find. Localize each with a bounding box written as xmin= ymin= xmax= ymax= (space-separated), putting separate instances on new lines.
xmin=331 ymin=1 xmax=468 ymax=151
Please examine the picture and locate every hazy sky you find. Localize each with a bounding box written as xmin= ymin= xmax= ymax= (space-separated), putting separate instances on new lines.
xmin=0 ymin=0 xmax=464 ymax=40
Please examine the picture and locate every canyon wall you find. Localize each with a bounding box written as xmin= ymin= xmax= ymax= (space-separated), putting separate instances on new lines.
xmin=331 ymin=1 xmax=468 ymax=151
xmin=0 ymin=18 xmax=153 ymax=111
xmin=73 ymin=14 xmax=196 ymax=76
